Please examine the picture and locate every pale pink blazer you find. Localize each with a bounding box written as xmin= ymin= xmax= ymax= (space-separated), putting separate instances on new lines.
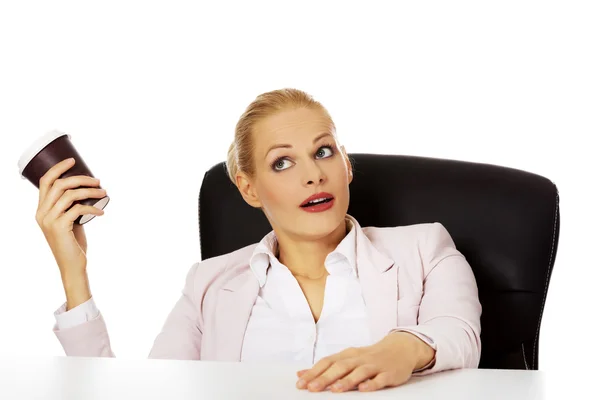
xmin=54 ymin=216 xmax=482 ymax=375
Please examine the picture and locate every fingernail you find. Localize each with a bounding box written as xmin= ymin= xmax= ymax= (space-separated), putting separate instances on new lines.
xmin=332 ymin=382 xmax=343 ymax=391
xmin=296 ymin=379 xmax=306 ymax=388
xmin=308 ymin=381 xmax=319 ymax=390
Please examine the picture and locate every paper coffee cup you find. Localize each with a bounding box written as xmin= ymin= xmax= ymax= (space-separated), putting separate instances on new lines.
xmin=18 ymin=130 xmax=109 ymax=224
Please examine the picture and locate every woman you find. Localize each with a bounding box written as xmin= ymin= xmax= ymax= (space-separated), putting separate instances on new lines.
xmin=36 ymin=88 xmax=482 ymax=393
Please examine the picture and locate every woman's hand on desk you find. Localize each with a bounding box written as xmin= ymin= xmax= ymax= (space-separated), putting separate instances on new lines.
xmin=296 ymin=332 xmax=435 ymax=393
xmin=35 ymin=158 xmax=106 ymax=310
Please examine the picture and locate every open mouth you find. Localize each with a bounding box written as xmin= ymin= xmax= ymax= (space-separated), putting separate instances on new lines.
xmin=300 ymin=197 xmax=334 ymax=207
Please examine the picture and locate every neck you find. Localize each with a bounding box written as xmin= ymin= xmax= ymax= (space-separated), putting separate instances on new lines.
xmin=275 ymin=219 xmax=349 ymax=279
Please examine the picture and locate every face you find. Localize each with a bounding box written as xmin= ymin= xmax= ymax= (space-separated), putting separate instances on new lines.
xmin=236 ymin=107 xmax=353 ymax=242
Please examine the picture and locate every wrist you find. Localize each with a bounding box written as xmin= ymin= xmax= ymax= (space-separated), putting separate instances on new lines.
xmin=390 ymin=331 xmax=435 ymax=372
xmin=61 ymin=271 xmax=91 ymax=311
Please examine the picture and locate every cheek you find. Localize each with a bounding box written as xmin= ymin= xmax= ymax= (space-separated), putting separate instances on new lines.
xmin=331 ymin=163 xmax=351 ymax=203
xmin=331 ymin=160 xmax=351 ymax=186
xmin=257 ymin=177 xmax=298 ymax=210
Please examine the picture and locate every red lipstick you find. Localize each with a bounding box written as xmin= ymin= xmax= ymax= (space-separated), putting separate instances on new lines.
xmin=300 ymin=192 xmax=335 ymax=213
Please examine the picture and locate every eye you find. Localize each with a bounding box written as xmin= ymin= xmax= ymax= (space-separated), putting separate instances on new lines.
xmin=272 ymin=158 xmax=293 ymax=171
xmin=316 ymin=145 xmax=334 ymax=159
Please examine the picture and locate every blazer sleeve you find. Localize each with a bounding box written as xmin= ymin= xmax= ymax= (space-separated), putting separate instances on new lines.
xmin=147 ymin=262 xmax=203 ymax=359
xmin=391 ymin=222 xmax=482 ymax=375
xmin=54 ymin=262 xmax=203 ymax=360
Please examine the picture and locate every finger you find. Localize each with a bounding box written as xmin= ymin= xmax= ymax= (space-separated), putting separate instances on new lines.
xmin=306 ymin=358 xmax=360 ymax=392
xmin=297 ymin=346 xmax=362 ymax=390
xmin=296 ymin=370 xmax=308 ymax=377
xmin=45 ymin=188 xmax=107 ymax=222
xmin=38 ymin=175 xmax=101 ymax=219
xmin=358 ymin=371 xmax=405 ymax=392
xmin=296 ymin=358 xmax=334 ymax=389
xmin=38 ymin=158 xmax=75 ymax=203
xmin=57 ymin=204 xmax=105 ymax=227
xmin=331 ymin=364 xmax=378 ymax=393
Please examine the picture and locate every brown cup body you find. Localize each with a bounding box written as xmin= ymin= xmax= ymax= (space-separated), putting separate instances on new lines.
xmin=21 ymin=134 xmax=109 ymax=224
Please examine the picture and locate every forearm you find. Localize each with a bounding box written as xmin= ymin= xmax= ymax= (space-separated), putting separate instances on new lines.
xmin=61 ymin=271 xmax=92 ymax=311
xmin=391 ymin=317 xmax=481 ymax=374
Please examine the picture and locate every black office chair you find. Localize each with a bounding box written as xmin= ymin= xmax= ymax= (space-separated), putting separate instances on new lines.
xmin=197 ymin=153 xmax=560 ymax=370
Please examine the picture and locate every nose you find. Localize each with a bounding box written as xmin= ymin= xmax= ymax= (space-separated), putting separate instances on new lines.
xmin=303 ymin=160 xmax=326 ymax=186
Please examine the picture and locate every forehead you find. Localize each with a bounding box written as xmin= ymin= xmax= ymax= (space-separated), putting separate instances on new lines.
xmin=253 ymin=107 xmax=333 ymax=147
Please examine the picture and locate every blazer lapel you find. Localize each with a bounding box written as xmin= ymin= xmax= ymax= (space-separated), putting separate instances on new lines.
xmin=213 ymin=269 xmax=259 ymax=361
xmin=350 ymin=216 xmax=398 ymax=342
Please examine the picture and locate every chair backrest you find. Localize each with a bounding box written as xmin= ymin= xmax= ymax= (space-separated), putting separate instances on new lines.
xmin=198 ymin=153 xmax=560 ymax=370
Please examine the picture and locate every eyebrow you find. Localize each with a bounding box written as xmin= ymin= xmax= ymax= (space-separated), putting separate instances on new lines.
xmin=264 ymin=132 xmax=333 ymax=159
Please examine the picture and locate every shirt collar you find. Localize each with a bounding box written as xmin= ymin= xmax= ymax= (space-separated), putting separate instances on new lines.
xmin=249 ymin=215 xmax=358 ymax=287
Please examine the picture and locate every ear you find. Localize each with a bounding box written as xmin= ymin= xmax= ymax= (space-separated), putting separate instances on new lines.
xmin=235 ymin=172 xmax=263 ymax=208
xmin=341 ymin=145 xmax=353 ymax=184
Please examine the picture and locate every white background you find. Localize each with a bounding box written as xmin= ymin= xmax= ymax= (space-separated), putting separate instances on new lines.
xmin=0 ymin=0 xmax=598 ymax=396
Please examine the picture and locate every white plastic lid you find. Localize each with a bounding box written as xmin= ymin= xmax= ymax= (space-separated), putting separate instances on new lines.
xmin=18 ymin=130 xmax=71 ymax=178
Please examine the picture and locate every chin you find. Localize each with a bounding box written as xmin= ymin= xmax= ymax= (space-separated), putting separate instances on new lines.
xmin=293 ymin=206 xmax=348 ymax=239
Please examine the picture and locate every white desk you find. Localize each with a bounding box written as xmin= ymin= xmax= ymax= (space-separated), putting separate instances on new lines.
xmin=0 ymin=356 xmax=547 ymax=399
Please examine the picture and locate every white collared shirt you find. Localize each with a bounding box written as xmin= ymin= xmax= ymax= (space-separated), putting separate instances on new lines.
xmin=240 ymin=217 xmax=373 ymax=367
xmin=54 ymin=218 xmax=373 ymax=367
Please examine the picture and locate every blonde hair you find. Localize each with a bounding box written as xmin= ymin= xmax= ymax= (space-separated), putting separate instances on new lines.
xmin=226 ymin=88 xmax=336 ymax=184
